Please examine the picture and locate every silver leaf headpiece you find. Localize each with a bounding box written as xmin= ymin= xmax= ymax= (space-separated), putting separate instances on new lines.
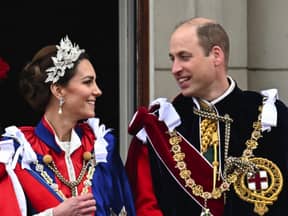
xmin=45 ymin=35 xmax=85 ymax=83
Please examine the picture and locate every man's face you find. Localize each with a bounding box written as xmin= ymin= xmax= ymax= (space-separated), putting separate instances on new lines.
xmin=169 ymin=25 xmax=217 ymax=99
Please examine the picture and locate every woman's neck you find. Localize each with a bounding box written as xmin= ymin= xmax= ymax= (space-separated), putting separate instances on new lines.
xmin=44 ymin=112 xmax=76 ymax=141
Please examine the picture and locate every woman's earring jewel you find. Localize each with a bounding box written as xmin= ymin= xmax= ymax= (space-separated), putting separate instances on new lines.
xmin=58 ymin=97 xmax=64 ymax=114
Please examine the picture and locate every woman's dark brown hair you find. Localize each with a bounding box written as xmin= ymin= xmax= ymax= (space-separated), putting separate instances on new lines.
xmin=19 ymin=45 xmax=87 ymax=113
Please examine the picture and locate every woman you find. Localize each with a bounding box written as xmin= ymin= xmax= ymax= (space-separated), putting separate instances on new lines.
xmin=0 ymin=36 xmax=135 ymax=216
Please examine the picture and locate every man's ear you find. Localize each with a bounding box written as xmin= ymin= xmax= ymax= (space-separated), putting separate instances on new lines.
xmin=211 ymin=45 xmax=224 ymax=66
xmin=50 ymin=84 xmax=64 ymax=99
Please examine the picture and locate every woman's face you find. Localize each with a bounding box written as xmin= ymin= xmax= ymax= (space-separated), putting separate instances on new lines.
xmin=61 ymin=59 xmax=102 ymax=120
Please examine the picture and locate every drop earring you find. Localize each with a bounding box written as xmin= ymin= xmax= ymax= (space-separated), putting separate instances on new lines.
xmin=58 ymin=97 xmax=64 ymax=114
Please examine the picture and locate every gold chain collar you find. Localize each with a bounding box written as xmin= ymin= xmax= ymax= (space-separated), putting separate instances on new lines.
xmin=171 ymin=105 xmax=283 ymax=215
xmin=34 ymin=153 xmax=96 ymax=199
xmin=168 ymin=105 xmax=266 ymax=212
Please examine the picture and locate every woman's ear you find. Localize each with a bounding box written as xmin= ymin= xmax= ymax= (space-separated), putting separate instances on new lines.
xmin=50 ymin=84 xmax=64 ymax=99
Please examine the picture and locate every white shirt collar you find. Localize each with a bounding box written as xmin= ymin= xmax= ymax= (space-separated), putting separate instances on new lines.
xmin=193 ymin=76 xmax=235 ymax=108
xmin=55 ymin=129 xmax=81 ymax=155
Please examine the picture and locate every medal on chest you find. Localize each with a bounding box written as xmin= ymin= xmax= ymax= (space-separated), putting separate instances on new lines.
xmin=233 ymin=157 xmax=283 ymax=216
xmin=194 ymin=104 xmax=283 ymax=216
xmin=225 ymin=106 xmax=283 ymax=216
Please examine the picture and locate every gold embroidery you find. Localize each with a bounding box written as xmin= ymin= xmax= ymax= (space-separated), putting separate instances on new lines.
xmin=234 ymin=157 xmax=283 ymax=216
xmin=232 ymin=107 xmax=283 ymax=215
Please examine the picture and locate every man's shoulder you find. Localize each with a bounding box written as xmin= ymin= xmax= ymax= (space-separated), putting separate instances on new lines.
xmin=237 ymin=88 xmax=263 ymax=99
xmin=172 ymin=93 xmax=194 ymax=107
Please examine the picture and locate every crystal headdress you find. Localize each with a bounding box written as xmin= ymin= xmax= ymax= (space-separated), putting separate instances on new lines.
xmin=45 ymin=35 xmax=85 ymax=83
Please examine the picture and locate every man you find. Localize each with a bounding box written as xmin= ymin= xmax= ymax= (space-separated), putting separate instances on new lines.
xmin=125 ymin=17 xmax=288 ymax=216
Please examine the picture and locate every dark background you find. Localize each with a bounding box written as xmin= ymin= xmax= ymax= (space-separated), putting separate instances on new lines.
xmin=0 ymin=4 xmax=119 ymax=137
